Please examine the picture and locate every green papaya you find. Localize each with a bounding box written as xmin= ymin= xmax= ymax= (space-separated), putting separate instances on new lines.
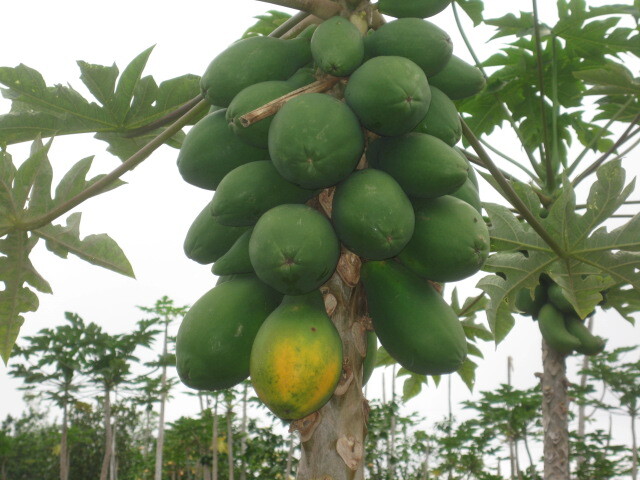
xmin=215 ymin=273 xmax=253 ymax=285
xmin=370 ymin=133 xmax=469 ymax=198
xmin=547 ymin=283 xmax=576 ymax=314
xmin=364 ymin=18 xmax=453 ymax=77
xmin=287 ymin=65 xmax=317 ymax=88
xmin=429 ymin=55 xmax=485 ymax=100
xmin=457 ymin=149 xmax=480 ymax=190
xmin=268 ymin=93 xmax=364 ymax=189
xmin=226 ymin=81 xmax=297 ymax=149
xmin=212 ymin=228 xmax=253 ymax=276
xmin=564 ymin=315 xmax=606 ymax=356
xmin=210 ymin=161 xmax=318 ymax=227
xmin=250 ymin=291 xmax=343 ymax=420
xmin=362 ymin=330 xmax=377 ymax=385
xmin=183 ymin=201 xmax=249 ymax=265
xmin=311 ymin=16 xmax=364 ymax=77
xmin=537 ymin=303 xmax=581 ymax=355
xmin=176 ymin=275 xmax=282 ymax=391
xmin=378 ymin=0 xmax=452 ymax=18
xmin=345 ymin=56 xmax=431 ymax=136
xmin=200 ymin=35 xmax=312 ymax=107
xmin=332 ymin=169 xmax=415 ymax=260
xmin=450 ymin=177 xmax=482 ymax=213
xmin=177 ymin=110 xmax=269 ymax=190
xmin=515 ymin=284 xmax=547 ymax=318
xmin=361 ymin=260 xmax=467 ymax=375
xmin=249 ymin=204 xmax=340 ymax=295
xmin=412 ymin=86 xmax=461 ymax=146
xmin=397 ymin=195 xmax=490 ymax=282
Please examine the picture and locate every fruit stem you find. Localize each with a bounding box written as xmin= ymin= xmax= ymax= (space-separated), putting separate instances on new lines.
xmin=461 ymin=118 xmax=568 ymax=260
xmin=255 ymin=0 xmax=340 ymax=20
xmin=10 ymin=98 xmax=210 ymax=234
xmin=271 ymin=11 xmax=311 ymax=38
xmin=239 ymin=76 xmax=341 ymax=127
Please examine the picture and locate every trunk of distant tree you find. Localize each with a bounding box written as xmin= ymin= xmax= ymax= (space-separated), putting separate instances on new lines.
xmin=421 ymin=438 xmax=430 ymax=480
xmin=523 ymin=432 xmax=535 ymax=473
xmin=1 ymin=459 xmax=7 ymax=480
xmin=285 ymin=431 xmax=296 ymax=479
xmin=541 ymin=339 xmax=570 ymax=480
xmin=631 ymin=409 xmax=638 ymax=480
xmin=60 ymin=397 xmax=70 ymax=480
xmin=295 ymin=272 xmax=368 ymax=480
xmin=212 ymin=395 xmax=219 ymax=480
xmin=110 ymin=415 xmax=118 ymax=480
xmin=388 ymin=364 xmax=396 ymax=480
xmin=226 ymin=400 xmax=235 ymax=480
xmin=239 ymin=383 xmax=248 ymax=480
xmin=100 ymin=387 xmax=113 ymax=480
xmin=154 ymin=321 xmax=170 ymax=480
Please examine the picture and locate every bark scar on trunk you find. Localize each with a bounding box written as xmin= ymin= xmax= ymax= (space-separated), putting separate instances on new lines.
xmin=336 ymin=435 xmax=364 ymax=471
xmin=291 ymin=410 xmax=322 ymax=443
xmin=334 ymin=359 xmax=354 ymax=396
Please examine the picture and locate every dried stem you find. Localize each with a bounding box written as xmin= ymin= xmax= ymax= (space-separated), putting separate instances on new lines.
xmin=240 ymin=76 xmax=341 ymax=127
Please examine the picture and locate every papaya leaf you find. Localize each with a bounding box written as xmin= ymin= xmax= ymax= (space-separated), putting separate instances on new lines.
xmin=33 ymin=213 xmax=135 ymax=278
xmin=457 ymin=358 xmax=477 ymax=391
xmin=479 ymin=161 xmax=640 ymax=342
xmin=242 ymin=10 xmax=292 ymax=38
xmin=402 ymin=373 xmax=424 ymax=402
xmin=461 ymin=317 xmax=494 ymax=342
xmin=602 ymin=284 xmax=640 ymax=324
xmin=12 ymin=138 xmax=53 ymax=212
xmin=0 ymin=231 xmax=52 ymax=363
xmin=454 ymin=0 xmax=484 ymax=26
xmin=374 ymin=345 xmax=395 ymax=368
xmin=574 ymin=62 xmax=640 ymax=96
xmin=0 ymin=49 xmax=201 ymax=160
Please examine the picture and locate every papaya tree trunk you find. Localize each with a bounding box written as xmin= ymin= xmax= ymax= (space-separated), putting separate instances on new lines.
xmin=100 ymin=387 xmax=113 ymax=480
xmin=212 ymin=395 xmax=219 ymax=480
xmin=60 ymin=398 xmax=69 ymax=480
xmin=285 ymin=431 xmax=296 ymax=479
xmin=226 ymin=402 xmax=234 ymax=480
xmin=239 ymin=383 xmax=248 ymax=480
xmin=541 ymin=339 xmax=570 ymax=480
xmin=631 ymin=409 xmax=638 ymax=480
xmin=295 ymin=271 xmax=368 ymax=480
xmin=154 ymin=320 xmax=170 ymax=480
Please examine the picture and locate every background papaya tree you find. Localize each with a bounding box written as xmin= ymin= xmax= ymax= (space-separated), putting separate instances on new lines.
xmin=0 ymin=1 xmax=639 ymax=480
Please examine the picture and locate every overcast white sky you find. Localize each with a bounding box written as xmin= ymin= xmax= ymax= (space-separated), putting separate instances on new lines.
xmin=0 ymin=0 xmax=638 ymax=459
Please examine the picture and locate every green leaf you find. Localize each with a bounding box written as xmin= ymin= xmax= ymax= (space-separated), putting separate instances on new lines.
xmin=478 ymin=161 xmax=640 ymax=340
xmin=457 ymin=358 xmax=477 ymax=391
xmin=0 ymin=150 xmax=16 ymax=221
xmin=602 ymin=284 xmax=639 ymax=324
xmin=374 ymin=346 xmax=395 ymax=368
xmin=574 ymin=62 xmax=640 ymax=96
xmin=242 ymin=10 xmax=292 ymax=38
xmin=33 ymin=213 xmax=135 ymax=278
xmin=12 ymin=138 xmax=53 ymax=211
xmin=402 ymin=374 xmax=424 ymax=401
xmin=454 ymin=0 xmax=484 ymax=26
xmin=53 ymin=156 xmax=95 ymax=206
xmin=0 ymin=231 xmax=51 ymax=363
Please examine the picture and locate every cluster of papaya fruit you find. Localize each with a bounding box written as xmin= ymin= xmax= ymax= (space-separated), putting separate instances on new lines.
xmin=516 ymin=277 xmax=606 ymax=356
xmin=174 ymin=0 xmax=490 ymax=421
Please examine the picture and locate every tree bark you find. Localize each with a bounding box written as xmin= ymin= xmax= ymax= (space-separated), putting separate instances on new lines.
xmin=154 ymin=321 xmax=170 ymax=480
xmin=60 ymin=398 xmax=69 ymax=480
xmin=285 ymin=431 xmax=296 ymax=479
xmin=227 ymin=402 xmax=234 ymax=480
xmin=212 ymin=395 xmax=219 ymax=480
xmin=239 ymin=384 xmax=248 ymax=480
xmin=100 ymin=387 xmax=113 ymax=480
xmin=541 ymin=339 xmax=570 ymax=480
xmin=295 ymin=272 xmax=368 ymax=480
xmin=631 ymin=411 xmax=638 ymax=480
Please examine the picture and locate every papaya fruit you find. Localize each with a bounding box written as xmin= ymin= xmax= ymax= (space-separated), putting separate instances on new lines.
xmin=183 ymin=201 xmax=249 ymax=265
xmin=344 ymin=56 xmax=431 ymax=137
xmin=429 ymin=55 xmax=485 ymax=100
xmin=211 ymin=228 xmax=253 ymax=276
xmin=455 ymin=148 xmax=480 ymax=190
xmin=177 ymin=110 xmax=269 ymax=190
xmin=397 ymin=195 xmax=490 ymax=282
xmin=537 ymin=303 xmax=581 ymax=355
xmin=268 ymin=93 xmax=364 ymax=189
xmin=378 ymin=0 xmax=452 ymax=18
xmin=450 ymin=177 xmax=482 ymax=213
xmin=364 ymin=18 xmax=453 ymax=77
xmin=547 ymin=282 xmax=576 ymax=314
xmin=361 ymin=260 xmax=467 ymax=375
xmin=564 ymin=315 xmax=606 ymax=355
xmin=287 ymin=65 xmax=317 ymax=88
xmin=370 ymin=133 xmax=469 ymax=198
xmin=515 ymin=284 xmax=547 ymax=318
xmin=250 ymin=291 xmax=343 ymax=420
xmin=200 ymin=34 xmax=312 ymax=107
xmin=249 ymin=204 xmax=340 ymax=295
xmin=210 ymin=161 xmax=318 ymax=227
xmin=412 ymin=86 xmax=461 ymax=146
xmin=176 ymin=275 xmax=282 ymax=391
xmin=311 ymin=16 xmax=364 ymax=77
xmin=362 ymin=330 xmax=377 ymax=385
xmin=226 ymin=81 xmax=297 ymax=148
xmin=331 ymin=169 xmax=415 ymax=260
